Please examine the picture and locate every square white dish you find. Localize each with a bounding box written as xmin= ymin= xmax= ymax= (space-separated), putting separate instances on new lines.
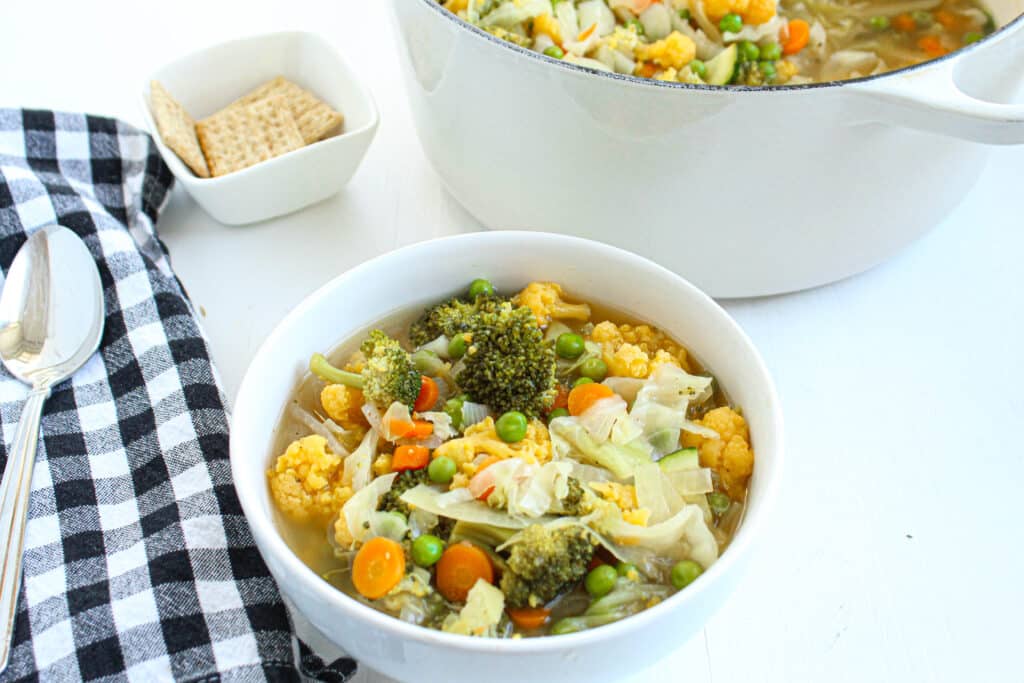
xmin=140 ymin=31 xmax=379 ymax=225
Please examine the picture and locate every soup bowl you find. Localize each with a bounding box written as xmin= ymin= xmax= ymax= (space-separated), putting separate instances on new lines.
xmin=230 ymin=232 xmax=783 ymax=682
xmin=388 ymin=0 xmax=1024 ymax=297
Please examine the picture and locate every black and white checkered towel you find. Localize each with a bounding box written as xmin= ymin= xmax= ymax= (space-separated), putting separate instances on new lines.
xmin=0 ymin=109 xmax=356 ymax=682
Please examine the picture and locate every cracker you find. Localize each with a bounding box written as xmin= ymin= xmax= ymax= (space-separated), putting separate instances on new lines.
xmin=196 ymin=96 xmax=305 ymax=177
xmin=224 ymin=76 xmax=344 ymax=144
xmin=149 ymin=81 xmax=210 ymax=178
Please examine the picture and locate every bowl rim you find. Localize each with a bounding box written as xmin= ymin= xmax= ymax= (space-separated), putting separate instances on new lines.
xmin=138 ymin=29 xmax=380 ymax=186
xmin=231 ymin=230 xmax=785 ymax=653
xmin=409 ymin=0 xmax=1024 ymax=92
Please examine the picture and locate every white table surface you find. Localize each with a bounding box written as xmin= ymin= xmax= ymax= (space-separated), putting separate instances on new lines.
xmin=3 ymin=1 xmax=1023 ymax=681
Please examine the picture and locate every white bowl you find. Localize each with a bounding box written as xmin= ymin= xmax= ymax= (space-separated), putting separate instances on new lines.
xmin=139 ymin=30 xmax=379 ymax=225
xmin=230 ymin=232 xmax=784 ymax=683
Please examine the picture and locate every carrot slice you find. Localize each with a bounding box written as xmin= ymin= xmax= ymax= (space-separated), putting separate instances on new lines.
xmin=550 ymin=384 xmax=570 ymax=412
xmin=893 ymin=13 xmax=917 ymax=31
xmin=637 ymin=62 xmax=658 ymax=79
xmin=410 ymin=419 xmax=434 ymax=439
xmin=782 ymin=19 xmax=810 ymax=55
xmin=435 ymin=542 xmax=494 ymax=602
xmin=917 ymin=35 xmax=948 ymax=57
xmin=567 ymin=382 xmax=615 ymax=416
xmin=414 ymin=376 xmax=439 ymax=412
xmin=508 ymin=607 xmax=551 ymax=630
xmin=577 ymin=22 xmax=598 ymax=42
xmin=389 ymin=419 xmax=415 ymax=438
xmin=392 ymin=444 xmax=431 ymax=471
xmin=352 ymin=537 xmax=406 ymax=599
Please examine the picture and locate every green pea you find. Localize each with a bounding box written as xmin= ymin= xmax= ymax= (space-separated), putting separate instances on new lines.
xmin=912 ymin=10 xmax=933 ymax=26
xmin=428 ymin=455 xmax=457 ymax=484
xmin=448 ymin=334 xmax=468 ymax=359
xmin=689 ymin=59 xmax=707 ymax=78
xmin=579 ymin=358 xmax=608 ymax=382
xmin=869 ymin=15 xmax=890 ymax=30
xmin=678 ymin=8 xmax=691 ymax=20
xmin=411 ymin=534 xmax=445 ymax=567
xmin=719 ymin=13 xmax=743 ymax=34
xmin=585 ymin=564 xmax=618 ymax=597
xmin=468 ymin=278 xmax=494 ymax=298
xmin=543 ymin=45 xmax=565 ymax=59
xmin=550 ymin=618 xmax=579 ymax=635
xmin=615 ymin=562 xmax=641 ymax=579
xmin=495 ymin=411 xmax=529 ymax=443
xmin=708 ymin=491 xmax=731 ymax=515
xmin=963 ymin=31 xmax=983 ymax=44
xmin=760 ymin=41 xmax=782 ymax=60
xmin=444 ymin=395 xmax=466 ymax=430
xmin=548 ymin=407 xmax=570 ymax=421
xmin=626 ymin=18 xmax=645 ymax=35
xmin=759 ymin=60 xmax=777 ymax=81
xmin=555 ymin=332 xmax=585 ymax=360
xmin=738 ymin=40 xmax=760 ymax=62
xmin=671 ymin=560 xmax=703 ymax=589
xmin=572 ymin=376 xmax=594 ymax=388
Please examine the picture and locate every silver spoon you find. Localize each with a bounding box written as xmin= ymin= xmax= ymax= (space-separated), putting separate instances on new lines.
xmin=0 ymin=225 xmax=104 ymax=672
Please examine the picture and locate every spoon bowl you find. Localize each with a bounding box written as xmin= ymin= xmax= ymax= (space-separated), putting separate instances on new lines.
xmin=0 ymin=225 xmax=104 ymax=672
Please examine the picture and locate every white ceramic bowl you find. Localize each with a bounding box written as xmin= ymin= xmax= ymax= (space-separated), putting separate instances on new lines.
xmin=389 ymin=0 xmax=1024 ymax=297
xmin=139 ymin=31 xmax=379 ymax=225
xmin=230 ymin=232 xmax=784 ymax=683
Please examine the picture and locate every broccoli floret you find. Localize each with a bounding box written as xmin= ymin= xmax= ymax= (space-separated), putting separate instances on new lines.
xmin=377 ymin=469 xmax=432 ymax=517
xmin=408 ymin=295 xmax=503 ymax=347
xmin=558 ymin=477 xmax=594 ymax=517
xmin=309 ymin=330 xmax=422 ymax=407
xmin=457 ymin=302 xmax=557 ymax=417
xmin=499 ymin=525 xmax=595 ymax=608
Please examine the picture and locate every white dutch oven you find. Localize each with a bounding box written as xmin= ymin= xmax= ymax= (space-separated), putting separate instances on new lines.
xmin=389 ymin=0 xmax=1024 ymax=297
xmin=231 ymin=232 xmax=783 ymax=683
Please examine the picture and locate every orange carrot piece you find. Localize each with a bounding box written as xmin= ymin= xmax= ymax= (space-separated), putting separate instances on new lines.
xmin=392 ymin=444 xmax=431 ymax=471
xmin=389 ymin=419 xmax=416 ymax=438
xmin=410 ymin=419 xmax=434 ymax=439
xmin=638 ymin=62 xmax=659 ymax=78
xmin=435 ymin=542 xmax=494 ymax=602
xmin=917 ymin=35 xmax=948 ymax=57
xmin=893 ymin=13 xmax=917 ymax=32
xmin=508 ymin=607 xmax=551 ymax=630
xmin=934 ymin=9 xmax=958 ymax=28
xmin=567 ymin=382 xmax=615 ymax=416
xmin=352 ymin=537 xmax=406 ymax=599
xmin=414 ymin=376 xmax=439 ymax=412
xmin=783 ymin=19 xmax=810 ymax=55
xmin=577 ymin=22 xmax=598 ymax=42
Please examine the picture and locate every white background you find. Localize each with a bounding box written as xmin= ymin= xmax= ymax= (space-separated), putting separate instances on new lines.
xmin=2 ymin=1 xmax=1023 ymax=681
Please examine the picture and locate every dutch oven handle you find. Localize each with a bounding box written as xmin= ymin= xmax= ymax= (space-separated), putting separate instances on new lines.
xmin=850 ymin=21 xmax=1024 ymax=145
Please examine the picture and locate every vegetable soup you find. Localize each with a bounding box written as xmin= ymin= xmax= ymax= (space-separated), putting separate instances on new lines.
xmin=437 ymin=0 xmax=996 ymax=85
xmin=267 ymin=280 xmax=754 ymax=637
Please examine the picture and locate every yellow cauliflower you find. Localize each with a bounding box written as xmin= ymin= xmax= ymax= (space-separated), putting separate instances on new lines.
xmin=589 ymin=321 xmax=692 ymax=378
xmin=513 ymin=282 xmax=591 ymax=327
xmin=532 ymin=13 xmax=563 ymax=44
xmin=635 ymin=32 xmax=696 ymax=70
xmin=433 ymin=417 xmax=552 ymax=484
xmin=444 ymin=0 xmax=468 ymax=12
xmin=320 ymin=384 xmax=369 ymax=433
xmin=267 ymin=435 xmax=353 ymax=524
xmin=775 ymin=59 xmax=798 ymax=84
xmin=605 ymin=25 xmax=642 ymax=53
xmin=681 ymin=407 xmax=754 ymax=499
xmin=703 ymin=0 xmax=775 ymax=24
xmin=654 ymin=68 xmax=680 ymax=82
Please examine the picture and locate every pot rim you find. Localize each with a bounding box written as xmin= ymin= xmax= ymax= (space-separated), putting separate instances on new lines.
xmin=412 ymin=0 xmax=1024 ymax=92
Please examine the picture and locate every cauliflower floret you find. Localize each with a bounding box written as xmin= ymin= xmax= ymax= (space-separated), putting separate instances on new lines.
xmin=513 ymin=282 xmax=591 ymax=327
xmin=681 ymin=407 xmax=754 ymax=499
xmin=654 ymin=67 xmax=679 ymax=82
xmin=604 ymin=25 xmax=642 ymax=53
xmin=703 ymin=0 xmax=750 ymax=22
xmin=267 ymin=435 xmax=353 ymax=523
xmin=433 ymin=417 xmax=552 ymax=485
xmin=444 ymin=0 xmax=468 ymax=12
xmin=775 ymin=59 xmax=798 ymax=83
xmin=590 ymin=321 xmax=692 ymax=378
xmin=635 ymin=31 xmax=696 ymax=70
xmin=744 ymin=0 xmax=777 ymax=24
xmin=320 ymin=384 xmax=369 ymax=433
xmin=532 ymin=12 xmax=563 ymax=44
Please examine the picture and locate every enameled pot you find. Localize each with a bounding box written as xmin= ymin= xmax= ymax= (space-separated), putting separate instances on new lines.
xmin=389 ymin=0 xmax=1024 ymax=297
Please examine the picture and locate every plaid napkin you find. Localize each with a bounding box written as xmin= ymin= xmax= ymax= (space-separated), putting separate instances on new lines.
xmin=0 ymin=109 xmax=356 ymax=682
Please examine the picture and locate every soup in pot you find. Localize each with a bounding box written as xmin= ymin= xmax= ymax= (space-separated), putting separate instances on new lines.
xmin=438 ymin=0 xmax=996 ymax=85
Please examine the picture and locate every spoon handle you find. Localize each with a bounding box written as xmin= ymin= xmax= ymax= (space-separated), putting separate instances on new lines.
xmin=0 ymin=385 xmax=49 ymax=672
